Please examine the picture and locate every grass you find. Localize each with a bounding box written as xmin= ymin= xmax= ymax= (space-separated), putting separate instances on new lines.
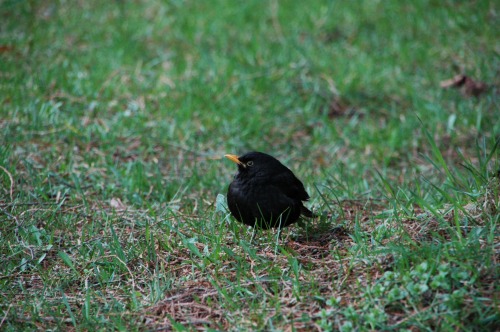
xmin=1 ymin=0 xmax=499 ymax=330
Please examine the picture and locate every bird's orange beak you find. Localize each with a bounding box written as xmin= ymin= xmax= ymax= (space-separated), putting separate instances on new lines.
xmin=225 ymin=154 xmax=242 ymax=165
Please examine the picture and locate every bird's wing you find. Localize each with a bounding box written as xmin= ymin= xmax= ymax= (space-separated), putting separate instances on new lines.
xmin=272 ymin=170 xmax=310 ymax=202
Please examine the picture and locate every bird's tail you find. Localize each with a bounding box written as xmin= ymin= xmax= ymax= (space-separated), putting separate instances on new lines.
xmin=300 ymin=205 xmax=316 ymax=218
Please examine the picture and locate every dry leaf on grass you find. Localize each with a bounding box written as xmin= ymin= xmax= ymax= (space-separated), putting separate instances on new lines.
xmin=110 ymin=197 xmax=127 ymax=210
xmin=0 ymin=45 xmax=15 ymax=53
xmin=327 ymin=98 xmax=349 ymax=118
xmin=440 ymin=74 xmax=488 ymax=97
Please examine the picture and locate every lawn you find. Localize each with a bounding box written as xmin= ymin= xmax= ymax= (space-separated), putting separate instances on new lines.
xmin=0 ymin=0 xmax=499 ymax=331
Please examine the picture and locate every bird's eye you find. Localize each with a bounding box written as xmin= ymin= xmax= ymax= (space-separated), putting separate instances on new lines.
xmin=246 ymin=161 xmax=254 ymax=166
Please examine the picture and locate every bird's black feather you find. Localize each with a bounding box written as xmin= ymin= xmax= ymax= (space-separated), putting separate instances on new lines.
xmin=226 ymin=151 xmax=313 ymax=229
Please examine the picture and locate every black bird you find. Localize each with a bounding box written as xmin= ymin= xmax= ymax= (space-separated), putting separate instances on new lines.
xmin=225 ymin=151 xmax=314 ymax=229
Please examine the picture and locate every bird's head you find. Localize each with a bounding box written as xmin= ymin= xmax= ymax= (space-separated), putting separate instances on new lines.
xmin=225 ymin=151 xmax=286 ymax=177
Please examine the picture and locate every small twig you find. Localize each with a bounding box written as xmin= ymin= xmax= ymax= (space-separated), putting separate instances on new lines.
xmin=0 ymin=165 xmax=14 ymax=201
xmin=91 ymin=255 xmax=136 ymax=291
xmin=0 ymin=206 xmax=18 ymax=223
xmin=98 ymin=69 xmax=122 ymax=96
xmin=0 ymin=302 xmax=12 ymax=328
xmin=270 ymin=0 xmax=284 ymax=42
xmin=0 ymin=202 xmax=61 ymax=207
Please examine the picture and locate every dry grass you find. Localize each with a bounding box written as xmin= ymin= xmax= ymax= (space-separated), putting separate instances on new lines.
xmin=3 ymin=185 xmax=498 ymax=330
xmin=1 ymin=1 xmax=499 ymax=330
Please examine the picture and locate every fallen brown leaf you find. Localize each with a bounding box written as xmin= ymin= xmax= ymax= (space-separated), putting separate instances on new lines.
xmin=328 ymin=98 xmax=348 ymax=118
xmin=0 ymin=45 xmax=15 ymax=53
xmin=110 ymin=197 xmax=127 ymax=210
xmin=440 ymin=74 xmax=488 ymax=97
